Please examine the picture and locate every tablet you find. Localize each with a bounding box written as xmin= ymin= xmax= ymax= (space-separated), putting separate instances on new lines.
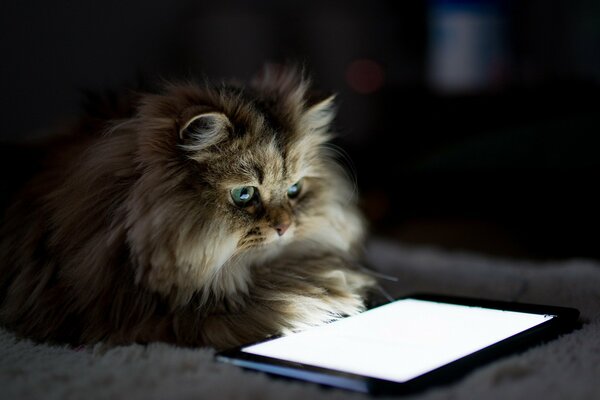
xmin=216 ymin=294 xmax=579 ymax=395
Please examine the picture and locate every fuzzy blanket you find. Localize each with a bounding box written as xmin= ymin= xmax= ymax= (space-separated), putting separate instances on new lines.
xmin=1 ymin=239 xmax=599 ymax=400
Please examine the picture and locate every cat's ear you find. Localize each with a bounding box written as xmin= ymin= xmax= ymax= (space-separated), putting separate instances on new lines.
xmin=301 ymin=95 xmax=336 ymax=141
xmin=178 ymin=112 xmax=231 ymax=152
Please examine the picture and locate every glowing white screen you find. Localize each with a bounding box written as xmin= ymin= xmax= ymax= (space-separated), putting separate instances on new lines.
xmin=242 ymin=299 xmax=553 ymax=383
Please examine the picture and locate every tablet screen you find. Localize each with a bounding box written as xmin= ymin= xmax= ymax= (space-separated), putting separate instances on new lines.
xmin=241 ymin=298 xmax=555 ymax=383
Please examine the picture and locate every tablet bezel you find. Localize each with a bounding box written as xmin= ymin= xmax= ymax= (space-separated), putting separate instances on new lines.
xmin=215 ymin=294 xmax=580 ymax=395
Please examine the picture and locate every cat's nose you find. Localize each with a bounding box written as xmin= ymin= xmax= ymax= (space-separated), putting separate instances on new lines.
xmin=268 ymin=207 xmax=292 ymax=237
xmin=274 ymin=222 xmax=290 ymax=236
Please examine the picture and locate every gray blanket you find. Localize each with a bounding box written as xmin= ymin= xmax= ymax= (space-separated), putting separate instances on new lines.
xmin=2 ymin=239 xmax=599 ymax=399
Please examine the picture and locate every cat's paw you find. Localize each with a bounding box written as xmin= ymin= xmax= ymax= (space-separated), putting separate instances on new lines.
xmin=263 ymin=267 xmax=375 ymax=333
xmin=199 ymin=256 xmax=376 ymax=350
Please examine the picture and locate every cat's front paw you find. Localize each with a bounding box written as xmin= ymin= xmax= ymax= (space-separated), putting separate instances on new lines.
xmin=264 ymin=269 xmax=374 ymax=333
xmin=199 ymin=255 xmax=376 ymax=349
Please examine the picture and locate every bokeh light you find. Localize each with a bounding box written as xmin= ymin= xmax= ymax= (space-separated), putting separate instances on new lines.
xmin=345 ymin=59 xmax=385 ymax=94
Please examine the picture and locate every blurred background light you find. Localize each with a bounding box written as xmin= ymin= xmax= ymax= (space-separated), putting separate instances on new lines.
xmin=427 ymin=0 xmax=508 ymax=93
xmin=345 ymin=59 xmax=385 ymax=94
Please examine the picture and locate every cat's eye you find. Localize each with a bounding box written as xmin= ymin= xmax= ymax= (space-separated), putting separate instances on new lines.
xmin=287 ymin=179 xmax=303 ymax=199
xmin=231 ymin=186 xmax=257 ymax=207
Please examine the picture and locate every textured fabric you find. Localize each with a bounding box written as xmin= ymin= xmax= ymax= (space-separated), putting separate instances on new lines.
xmin=1 ymin=238 xmax=599 ymax=400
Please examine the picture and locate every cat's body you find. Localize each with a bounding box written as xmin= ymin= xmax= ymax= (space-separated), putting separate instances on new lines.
xmin=0 ymin=68 xmax=375 ymax=349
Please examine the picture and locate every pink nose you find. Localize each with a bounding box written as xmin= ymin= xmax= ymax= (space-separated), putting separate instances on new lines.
xmin=274 ymin=223 xmax=290 ymax=236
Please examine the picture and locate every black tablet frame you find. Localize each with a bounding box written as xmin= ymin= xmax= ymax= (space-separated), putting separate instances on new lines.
xmin=215 ymin=293 xmax=580 ymax=395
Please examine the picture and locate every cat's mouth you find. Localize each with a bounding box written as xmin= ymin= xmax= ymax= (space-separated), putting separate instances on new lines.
xmin=237 ymin=226 xmax=295 ymax=251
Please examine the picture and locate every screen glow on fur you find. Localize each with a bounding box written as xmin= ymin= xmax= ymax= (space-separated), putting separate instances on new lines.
xmin=242 ymin=299 xmax=554 ymax=383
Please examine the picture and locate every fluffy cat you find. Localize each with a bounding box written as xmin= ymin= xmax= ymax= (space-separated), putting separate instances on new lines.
xmin=0 ymin=66 xmax=376 ymax=349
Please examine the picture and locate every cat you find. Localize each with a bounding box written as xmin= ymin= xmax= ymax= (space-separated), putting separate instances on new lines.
xmin=0 ymin=66 xmax=376 ymax=350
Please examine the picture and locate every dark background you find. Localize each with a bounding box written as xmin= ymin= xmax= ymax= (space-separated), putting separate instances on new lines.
xmin=1 ymin=0 xmax=599 ymax=259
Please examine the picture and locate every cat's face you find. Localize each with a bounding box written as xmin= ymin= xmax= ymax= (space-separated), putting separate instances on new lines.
xmin=128 ymin=68 xmax=364 ymax=303
xmin=183 ymin=111 xmax=327 ymax=253
xmin=208 ymin=136 xmax=305 ymax=250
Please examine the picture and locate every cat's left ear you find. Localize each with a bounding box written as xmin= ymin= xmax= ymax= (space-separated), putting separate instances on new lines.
xmin=178 ymin=112 xmax=231 ymax=152
xmin=301 ymin=95 xmax=336 ymax=140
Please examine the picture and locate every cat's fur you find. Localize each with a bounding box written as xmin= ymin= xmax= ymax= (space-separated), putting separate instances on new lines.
xmin=0 ymin=66 xmax=376 ymax=349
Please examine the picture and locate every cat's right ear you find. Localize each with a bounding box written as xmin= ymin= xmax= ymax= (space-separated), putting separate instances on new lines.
xmin=178 ymin=112 xmax=231 ymax=152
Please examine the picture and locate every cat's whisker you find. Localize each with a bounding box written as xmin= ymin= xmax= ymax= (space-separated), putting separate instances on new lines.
xmin=321 ymin=143 xmax=359 ymax=204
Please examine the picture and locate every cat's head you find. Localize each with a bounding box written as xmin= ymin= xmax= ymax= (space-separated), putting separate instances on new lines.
xmin=124 ymin=66 xmax=365 ymax=304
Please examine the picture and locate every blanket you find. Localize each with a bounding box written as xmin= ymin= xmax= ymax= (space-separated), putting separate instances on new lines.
xmin=1 ymin=238 xmax=599 ymax=399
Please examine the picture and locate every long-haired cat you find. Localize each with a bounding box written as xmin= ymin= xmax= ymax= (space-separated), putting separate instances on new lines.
xmin=0 ymin=66 xmax=376 ymax=349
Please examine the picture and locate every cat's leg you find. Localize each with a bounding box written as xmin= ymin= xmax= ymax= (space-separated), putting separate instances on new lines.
xmin=199 ymin=253 xmax=376 ymax=350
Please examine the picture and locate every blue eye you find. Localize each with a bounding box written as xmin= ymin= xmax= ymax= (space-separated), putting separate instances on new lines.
xmin=231 ymin=186 xmax=257 ymax=207
xmin=287 ymin=180 xmax=303 ymax=199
